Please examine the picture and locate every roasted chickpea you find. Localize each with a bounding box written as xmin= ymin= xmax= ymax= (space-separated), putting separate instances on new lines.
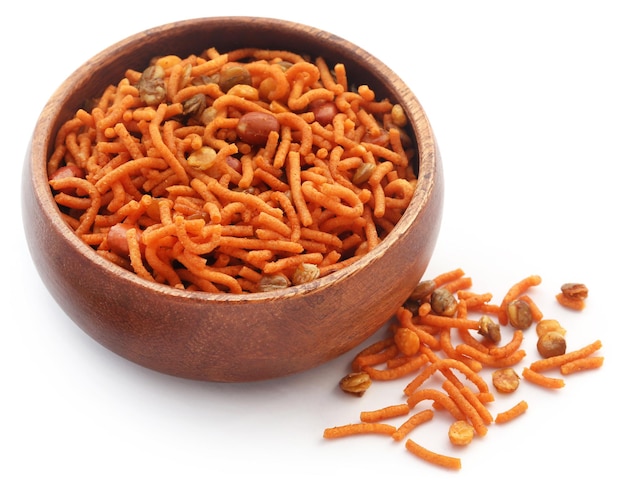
xmin=507 ymin=299 xmax=533 ymax=330
xmin=408 ymin=279 xmax=437 ymax=302
xmin=430 ymin=288 xmax=457 ymax=317
xmin=217 ymin=64 xmax=252 ymax=92
xmin=352 ymin=162 xmax=375 ymax=185
xmin=537 ymin=331 xmax=566 ymax=358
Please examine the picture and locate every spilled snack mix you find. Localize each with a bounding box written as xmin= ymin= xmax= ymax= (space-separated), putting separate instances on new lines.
xmin=47 ymin=47 xmax=418 ymax=294
xmin=556 ymin=283 xmax=588 ymax=310
xmin=323 ymin=268 xmax=603 ymax=471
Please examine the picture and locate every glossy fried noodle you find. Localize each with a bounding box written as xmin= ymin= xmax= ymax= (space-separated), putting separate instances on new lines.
xmin=48 ymin=47 xmax=418 ymax=294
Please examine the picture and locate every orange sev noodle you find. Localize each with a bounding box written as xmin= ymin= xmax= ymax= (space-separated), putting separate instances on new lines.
xmin=360 ymin=404 xmax=410 ymax=423
xmin=392 ymin=409 xmax=434 ymax=441
xmin=323 ymin=423 xmax=397 ymax=438
xmin=405 ymin=439 xmax=462 ymax=470
xmin=521 ymin=367 xmax=565 ymax=389
xmin=560 ymin=356 xmax=604 ymax=375
xmin=528 ymin=339 xmax=603 ymax=373
xmin=494 ymin=400 xmax=529 ymax=424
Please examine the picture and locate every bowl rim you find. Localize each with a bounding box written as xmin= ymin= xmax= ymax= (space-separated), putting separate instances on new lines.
xmin=27 ymin=16 xmax=439 ymax=304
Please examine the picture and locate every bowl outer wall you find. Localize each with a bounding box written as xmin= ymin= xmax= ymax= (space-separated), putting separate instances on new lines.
xmin=21 ymin=17 xmax=444 ymax=382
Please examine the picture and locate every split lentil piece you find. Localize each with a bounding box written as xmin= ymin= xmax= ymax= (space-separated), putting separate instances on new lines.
xmin=492 ymin=367 xmax=520 ymax=393
xmin=448 ymin=420 xmax=475 ymax=446
xmin=536 ymin=319 xmax=566 ymax=337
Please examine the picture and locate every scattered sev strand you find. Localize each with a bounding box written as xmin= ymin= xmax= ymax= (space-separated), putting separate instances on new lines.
xmin=363 ymin=353 xmax=429 ymax=381
xmin=360 ymin=404 xmax=410 ymax=423
xmin=528 ymin=340 xmax=603 ymax=373
xmin=392 ymin=409 xmax=434 ymax=441
xmin=405 ymin=439 xmax=462 ymax=470
xmin=433 ymin=268 xmax=465 ymax=287
xmin=521 ymin=367 xmax=565 ymax=389
xmin=495 ymin=400 xmax=529 ymax=424
xmin=560 ymin=356 xmax=604 ymax=375
xmin=323 ymin=423 xmax=396 ymax=438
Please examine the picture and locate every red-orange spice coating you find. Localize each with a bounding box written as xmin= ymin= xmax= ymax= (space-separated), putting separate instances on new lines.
xmin=322 ymin=269 xmax=603 ymax=471
xmin=48 ymin=47 xmax=418 ymax=294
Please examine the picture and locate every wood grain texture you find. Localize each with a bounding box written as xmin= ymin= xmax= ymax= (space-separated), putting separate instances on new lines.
xmin=22 ymin=17 xmax=443 ymax=382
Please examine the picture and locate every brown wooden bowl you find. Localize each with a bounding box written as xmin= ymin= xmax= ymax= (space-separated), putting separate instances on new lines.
xmin=22 ymin=17 xmax=443 ymax=382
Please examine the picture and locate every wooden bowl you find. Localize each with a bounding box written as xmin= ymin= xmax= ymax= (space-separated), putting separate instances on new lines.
xmin=22 ymin=17 xmax=444 ymax=382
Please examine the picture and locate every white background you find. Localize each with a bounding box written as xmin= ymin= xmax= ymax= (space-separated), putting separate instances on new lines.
xmin=3 ymin=1 xmax=624 ymax=480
